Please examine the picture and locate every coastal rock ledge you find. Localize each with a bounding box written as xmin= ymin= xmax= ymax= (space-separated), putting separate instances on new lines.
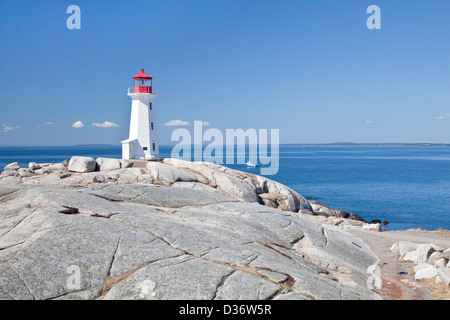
xmin=0 ymin=157 xmax=380 ymax=300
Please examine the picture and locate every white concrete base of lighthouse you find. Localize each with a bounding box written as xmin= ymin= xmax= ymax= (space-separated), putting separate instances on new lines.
xmin=121 ymin=138 xmax=158 ymax=160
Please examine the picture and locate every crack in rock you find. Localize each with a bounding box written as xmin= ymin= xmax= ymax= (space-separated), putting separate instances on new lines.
xmin=212 ymin=270 xmax=236 ymax=300
xmin=102 ymin=261 xmax=150 ymax=297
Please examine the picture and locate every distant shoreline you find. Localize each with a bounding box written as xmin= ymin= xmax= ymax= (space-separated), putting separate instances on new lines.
xmin=74 ymin=144 xmax=115 ymax=147
xmin=283 ymin=142 xmax=450 ymax=147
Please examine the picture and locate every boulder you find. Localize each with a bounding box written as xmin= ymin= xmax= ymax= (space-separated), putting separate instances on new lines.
xmin=29 ymin=162 xmax=42 ymax=170
xmin=438 ymin=268 xmax=450 ymax=286
xmin=255 ymin=175 xmax=311 ymax=212
xmin=336 ymin=210 xmax=352 ymax=219
xmin=361 ymin=223 xmax=382 ymax=232
xmin=430 ymin=244 xmax=444 ymax=252
xmin=68 ymin=156 xmax=97 ymax=173
xmin=403 ymin=250 xmax=420 ymax=263
xmin=434 ymin=258 xmax=448 ymax=268
xmin=414 ymin=265 xmax=438 ymax=280
xmin=440 ymin=249 xmax=450 ymax=260
xmin=427 ymin=251 xmax=441 ymax=266
xmin=309 ymin=201 xmax=335 ymax=216
xmin=308 ymin=200 xmax=365 ymax=222
xmin=120 ymin=159 xmax=134 ymax=168
xmin=163 ymin=158 xmax=217 ymax=184
xmin=415 ymin=244 xmax=435 ymax=264
xmin=414 ymin=263 xmax=431 ymax=273
xmin=146 ymin=162 xmax=207 ymax=185
xmin=398 ymin=241 xmax=420 ymax=258
xmin=96 ymin=158 xmax=121 ymax=171
xmin=4 ymin=162 xmax=20 ymax=171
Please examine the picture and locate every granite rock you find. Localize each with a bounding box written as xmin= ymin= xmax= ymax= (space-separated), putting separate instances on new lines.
xmin=4 ymin=162 xmax=20 ymax=171
xmin=96 ymin=158 xmax=122 ymax=171
xmin=0 ymin=163 xmax=381 ymax=300
xmin=0 ymin=158 xmax=393 ymax=299
xmin=68 ymin=156 xmax=97 ymax=173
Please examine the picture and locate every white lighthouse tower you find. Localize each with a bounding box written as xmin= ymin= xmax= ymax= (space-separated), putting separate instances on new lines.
xmin=121 ymin=68 xmax=159 ymax=160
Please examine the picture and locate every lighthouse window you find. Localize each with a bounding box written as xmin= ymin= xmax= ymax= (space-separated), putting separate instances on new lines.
xmin=151 ymin=122 xmax=154 ymax=130
xmin=149 ymin=102 xmax=152 ymax=110
xmin=152 ymin=143 xmax=156 ymax=151
xmin=143 ymin=147 xmax=148 ymax=151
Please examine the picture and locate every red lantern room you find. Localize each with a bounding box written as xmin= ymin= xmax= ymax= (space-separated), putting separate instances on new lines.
xmin=132 ymin=68 xmax=153 ymax=93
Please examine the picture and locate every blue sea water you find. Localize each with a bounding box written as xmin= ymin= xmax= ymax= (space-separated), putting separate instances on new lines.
xmin=1 ymin=145 xmax=449 ymax=231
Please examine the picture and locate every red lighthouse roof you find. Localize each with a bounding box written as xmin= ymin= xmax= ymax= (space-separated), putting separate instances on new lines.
xmin=133 ymin=68 xmax=153 ymax=80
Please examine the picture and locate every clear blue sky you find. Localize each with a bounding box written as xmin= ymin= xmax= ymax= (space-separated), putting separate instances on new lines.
xmin=1 ymin=0 xmax=450 ymax=145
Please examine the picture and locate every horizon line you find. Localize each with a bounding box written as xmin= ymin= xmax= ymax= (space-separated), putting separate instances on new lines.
xmin=0 ymin=142 xmax=450 ymax=147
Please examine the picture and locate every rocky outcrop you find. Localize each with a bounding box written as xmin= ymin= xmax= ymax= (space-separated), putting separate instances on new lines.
xmin=1 ymin=158 xmax=383 ymax=230
xmin=0 ymin=157 xmax=383 ymax=300
xmin=309 ymin=200 xmax=367 ymax=221
xmin=161 ymin=158 xmax=311 ymax=212
xmin=390 ymin=241 xmax=450 ymax=285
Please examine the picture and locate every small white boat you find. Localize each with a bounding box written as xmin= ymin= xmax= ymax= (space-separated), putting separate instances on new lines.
xmin=245 ymin=161 xmax=259 ymax=167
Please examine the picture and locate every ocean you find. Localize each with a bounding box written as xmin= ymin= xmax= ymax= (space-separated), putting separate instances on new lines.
xmin=1 ymin=145 xmax=449 ymax=231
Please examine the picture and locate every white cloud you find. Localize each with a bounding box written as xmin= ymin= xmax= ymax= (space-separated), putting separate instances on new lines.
xmin=92 ymin=121 xmax=119 ymax=128
xmin=433 ymin=114 xmax=450 ymax=120
xmin=2 ymin=123 xmax=19 ymax=133
xmin=38 ymin=122 xmax=55 ymax=128
xmin=365 ymin=120 xmax=375 ymax=124
xmin=202 ymin=121 xmax=210 ymax=126
xmin=164 ymin=120 xmax=190 ymax=126
xmin=72 ymin=121 xmax=84 ymax=128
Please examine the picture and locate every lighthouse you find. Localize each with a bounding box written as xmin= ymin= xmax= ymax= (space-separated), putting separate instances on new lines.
xmin=121 ymin=68 xmax=159 ymax=160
